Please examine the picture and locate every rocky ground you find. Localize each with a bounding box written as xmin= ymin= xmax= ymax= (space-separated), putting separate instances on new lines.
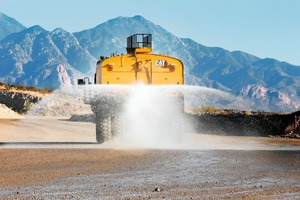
xmin=0 ymin=117 xmax=300 ymax=199
xmin=0 ymin=146 xmax=300 ymax=199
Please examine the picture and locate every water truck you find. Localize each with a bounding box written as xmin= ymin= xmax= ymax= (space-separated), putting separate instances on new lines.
xmin=78 ymin=34 xmax=184 ymax=143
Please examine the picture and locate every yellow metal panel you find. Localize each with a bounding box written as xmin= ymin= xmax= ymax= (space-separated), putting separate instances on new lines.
xmin=97 ymin=53 xmax=184 ymax=85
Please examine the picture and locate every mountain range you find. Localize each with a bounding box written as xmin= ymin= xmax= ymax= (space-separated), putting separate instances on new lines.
xmin=0 ymin=12 xmax=299 ymax=112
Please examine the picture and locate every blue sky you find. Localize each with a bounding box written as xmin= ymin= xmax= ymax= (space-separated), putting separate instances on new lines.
xmin=1 ymin=0 xmax=300 ymax=66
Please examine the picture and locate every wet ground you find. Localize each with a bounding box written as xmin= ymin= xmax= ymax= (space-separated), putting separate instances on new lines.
xmin=0 ymin=118 xmax=300 ymax=199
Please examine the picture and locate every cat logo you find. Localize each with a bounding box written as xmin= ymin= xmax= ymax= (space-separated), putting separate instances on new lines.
xmin=155 ymin=60 xmax=168 ymax=68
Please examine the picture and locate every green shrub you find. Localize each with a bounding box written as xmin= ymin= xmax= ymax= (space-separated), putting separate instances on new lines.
xmin=192 ymin=105 xmax=216 ymax=113
xmin=0 ymin=82 xmax=52 ymax=94
xmin=23 ymin=102 xmax=33 ymax=114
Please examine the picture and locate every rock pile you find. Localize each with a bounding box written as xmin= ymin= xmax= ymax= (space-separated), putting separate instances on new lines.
xmin=0 ymin=86 xmax=93 ymax=118
xmin=27 ymin=89 xmax=93 ymax=117
xmin=0 ymin=103 xmax=21 ymax=118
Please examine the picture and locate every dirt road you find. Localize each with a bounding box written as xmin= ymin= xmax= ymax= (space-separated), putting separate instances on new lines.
xmin=0 ymin=118 xmax=300 ymax=199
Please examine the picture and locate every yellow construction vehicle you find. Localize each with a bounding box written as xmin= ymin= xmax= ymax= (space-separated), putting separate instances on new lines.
xmin=95 ymin=34 xmax=184 ymax=85
xmin=78 ymin=34 xmax=184 ymax=143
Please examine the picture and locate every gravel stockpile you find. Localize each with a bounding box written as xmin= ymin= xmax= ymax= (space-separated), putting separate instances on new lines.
xmin=27 ymin=88 xmax=93 ymax=117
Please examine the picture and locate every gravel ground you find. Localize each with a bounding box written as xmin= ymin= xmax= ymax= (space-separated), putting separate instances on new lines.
xmin=0 ymin=149 xmax=299 ymax=199
xmin=0 ymin=118 xmax=300 ymax=199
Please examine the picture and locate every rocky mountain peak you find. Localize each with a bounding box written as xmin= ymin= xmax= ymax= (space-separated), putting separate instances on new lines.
xmin=133 ymin=15 xmax=146 ymax=20
xmin=51 ymin=28 xmax=66 ymax=34
xmin=23 ymin=25 xmax=47 ymax=35
xmin=0 ymin=12 xmax=26 ymax=40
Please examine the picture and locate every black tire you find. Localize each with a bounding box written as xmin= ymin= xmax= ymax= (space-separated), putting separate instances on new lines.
xmin=111 ymin=116 xmax=124 ymax=137
xmin=95 ymin=115 xmax=111 ymax=143
xmin=91 ymin=98 xmax=124 ymax=143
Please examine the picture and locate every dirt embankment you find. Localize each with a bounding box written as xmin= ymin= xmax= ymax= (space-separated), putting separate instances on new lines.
xmin=0 ymin=85 xmax=47 ymax=114
xmin=187 ymin=110 xmax=300 ymax=138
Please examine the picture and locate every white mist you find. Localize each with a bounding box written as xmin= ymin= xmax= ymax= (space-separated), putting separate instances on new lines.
xmin=114 ymin=85 xmax=188 ymax=149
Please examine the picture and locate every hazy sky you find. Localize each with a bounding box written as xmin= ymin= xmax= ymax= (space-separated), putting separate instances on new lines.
xmin=1 ymin=0 xmax=300 ymax=66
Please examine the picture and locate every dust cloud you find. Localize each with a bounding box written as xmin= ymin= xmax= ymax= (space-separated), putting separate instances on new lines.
xmin=111 ymin=85 xmax=191 ymax=149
